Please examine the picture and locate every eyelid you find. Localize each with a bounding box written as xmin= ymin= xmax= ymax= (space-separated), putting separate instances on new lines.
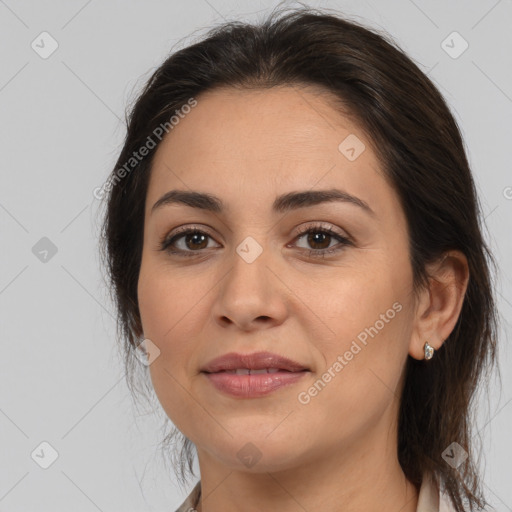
xmin=293 ymin=221 xmax=350 ymax=240
xmin=162 ymin=223 xmax=217 ymax=241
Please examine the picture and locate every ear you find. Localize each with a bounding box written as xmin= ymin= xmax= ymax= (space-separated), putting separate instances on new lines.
xmin=409 ymin=250 xmax=469 ymax=360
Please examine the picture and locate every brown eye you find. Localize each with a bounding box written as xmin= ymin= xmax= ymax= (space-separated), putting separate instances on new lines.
xmin=292 ymin=225 xmax=352 ymax=258
xmin=160 ymin=228 xmax=220 ymax=256
xmin=183 ymin=232 xmax=209 ymax=250
xmin=305 ymin=231 xmax=332 ymax=250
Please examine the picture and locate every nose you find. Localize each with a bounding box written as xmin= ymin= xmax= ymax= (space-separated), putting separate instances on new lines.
xmin=211 ymin=243 xmax=289 ymax=332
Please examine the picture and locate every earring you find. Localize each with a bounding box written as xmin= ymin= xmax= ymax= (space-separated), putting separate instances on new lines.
xmin=424 ymin=341 xmax=435 ymax=360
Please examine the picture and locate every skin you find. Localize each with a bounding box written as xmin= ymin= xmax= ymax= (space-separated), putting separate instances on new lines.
xmin=137 ymin=85 xmax=469 ymax=512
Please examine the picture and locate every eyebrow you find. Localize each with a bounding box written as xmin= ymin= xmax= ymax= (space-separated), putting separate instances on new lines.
xmin=151 ymin=188 xmax=374 ymax=216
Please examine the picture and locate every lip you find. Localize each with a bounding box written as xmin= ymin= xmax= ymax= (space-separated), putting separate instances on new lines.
xmin=201 ymin=351 xmax=309 ymax=398
xmin=201 ymin=351 xmax=309 ymax=373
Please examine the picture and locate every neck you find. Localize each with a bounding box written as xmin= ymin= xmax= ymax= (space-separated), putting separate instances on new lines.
xmin=194 ymin=432 xmax=419 ymax=512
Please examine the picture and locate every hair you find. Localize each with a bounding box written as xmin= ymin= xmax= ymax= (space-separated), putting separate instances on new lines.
xmin=99 ymin=5 xmax=499 ymax=511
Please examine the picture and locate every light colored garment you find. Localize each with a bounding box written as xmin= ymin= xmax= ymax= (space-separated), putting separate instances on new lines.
xmin=174 ymin=472 xmax=458 ymax=511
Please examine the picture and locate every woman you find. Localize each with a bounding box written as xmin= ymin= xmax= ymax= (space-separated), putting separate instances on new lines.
xmin=100 ymin=6 xmax=498 ymax=512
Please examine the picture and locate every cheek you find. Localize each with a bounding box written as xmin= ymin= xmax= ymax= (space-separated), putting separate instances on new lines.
xmin=138 ymin=259 xmax=199 ymax=341
xmin=315 ymin=258 xmax=411 ymax=348
xmin=137 ymin=261 xmax=200 ymax=391
xmin=308 ymin=261 xmax=413 ymax=409
xmin=298 ymin=304 xmax=411 ymax=450
xmin=137 ymin=263 xmax=204 ymax=431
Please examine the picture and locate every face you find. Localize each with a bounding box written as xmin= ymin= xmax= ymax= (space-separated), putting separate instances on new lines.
xmin=137 ymin=85 xmax=418 ymax=473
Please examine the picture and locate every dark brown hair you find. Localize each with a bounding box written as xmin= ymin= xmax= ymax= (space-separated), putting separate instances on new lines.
xmin=100 ymin=5 xmax=499 ymax=511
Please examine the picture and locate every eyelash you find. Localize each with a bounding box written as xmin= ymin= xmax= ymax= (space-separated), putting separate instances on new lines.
xmin=159 ymin=223 xmax=352 ymax=259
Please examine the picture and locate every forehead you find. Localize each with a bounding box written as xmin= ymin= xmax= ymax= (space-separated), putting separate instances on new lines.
xmin=153 ymin=85 xmax=367 ymax=168
xmin=146 ymin=85 xmax=398 ymax=221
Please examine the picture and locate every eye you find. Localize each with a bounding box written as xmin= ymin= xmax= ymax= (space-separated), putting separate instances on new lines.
xmin=291 ymin=223 xmax=352 ymax=258
xmin=159 ymin=223 xmax=352 ymax=258
xmin=159 ymin=226 xmax=220 ymax=256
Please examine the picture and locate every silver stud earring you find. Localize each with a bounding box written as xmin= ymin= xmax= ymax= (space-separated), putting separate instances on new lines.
xmin=424 ymin=341 xmax=435 ymax=360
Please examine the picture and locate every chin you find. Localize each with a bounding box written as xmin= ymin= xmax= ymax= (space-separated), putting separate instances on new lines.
xmin=195 ymin=427 xmax=312 ymax=473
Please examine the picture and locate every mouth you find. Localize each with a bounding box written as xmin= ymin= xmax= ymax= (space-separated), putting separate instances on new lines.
xmin=201 ymin=351 xmax=309 ymax=373
xmin=201 ymin=351 xmax=310 ymax=398
xmin=214 ymin=368 xmax=292 ymax=374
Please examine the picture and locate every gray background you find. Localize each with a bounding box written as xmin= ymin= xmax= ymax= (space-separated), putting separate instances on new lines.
xmin=1 ymin=0 xmax=511 ymax=510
